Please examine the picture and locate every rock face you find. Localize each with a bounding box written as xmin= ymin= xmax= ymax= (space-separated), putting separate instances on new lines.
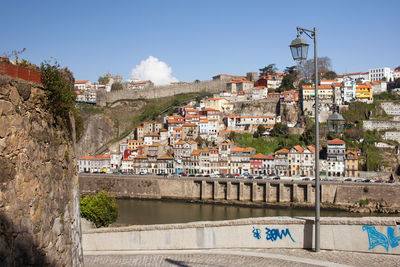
xmin=77 ymin=114 xmax=117 ymax=157
xmin=280 ymin=102 xmax=301 ymax=126
xmin=0 ymin=75 xmax=83 ymax=266
xmin=236 ymin=101 xmax=279 ymax=115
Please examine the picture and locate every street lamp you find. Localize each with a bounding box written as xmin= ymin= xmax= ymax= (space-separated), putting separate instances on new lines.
xmin=327 ymin=111 xmax=345 ymax=134
xmin=289 ymin=26 xmax=321 ymax=252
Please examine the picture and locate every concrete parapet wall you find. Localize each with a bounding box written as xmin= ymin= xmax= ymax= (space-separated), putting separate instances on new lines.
xmin=79 ymin=175 xmax=400 ymax=208
xmin=83 ymin=217 xmax=400 ymax=254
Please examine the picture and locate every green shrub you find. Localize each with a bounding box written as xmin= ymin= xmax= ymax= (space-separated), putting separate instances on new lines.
xmin=80 ymin=191 xmax=119 ymax=228
xmin=40 ymin=60 xmax=83 ymax=139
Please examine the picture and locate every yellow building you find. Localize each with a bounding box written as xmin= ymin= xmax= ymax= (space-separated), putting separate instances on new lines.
xmin=301 ymin=85 xmax=333 ymax=101
xmin=355 ymin=84 xmax=373 ymax=102
xmin=205 ymin=98 xmax=230 ymax=112
xmin=127 ymin=139 xmax=144 ymax=150
xmin=345 ymin=151 xmax=358 ymax=177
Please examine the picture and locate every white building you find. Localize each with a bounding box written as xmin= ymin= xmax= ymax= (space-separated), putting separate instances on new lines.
xmin=251 ymin=86 xmax=268 ymax=101
xmin=78 ymin=154 xmax=110 ymax=173
xmin=326 ymin=139 xmax=346 ymax=178
xmin=74 ymin=80 xmax=91 ymax=91
xmin=110 ymin=151 xmax=122 ymax=170
xmin=369 ymin=67 xmax=393 ymax=82
xmin=121 ymin=158 xmax=134 ymax=173
xmin=343 ymin=72 xmax=369 ymax=82
xmin=199 ymin=119 xmax=218 ymax=141
xmin=393 ymin=70 xmax=400 ymax=80
xmin=342 ymin=80 xmax=356 ymax=103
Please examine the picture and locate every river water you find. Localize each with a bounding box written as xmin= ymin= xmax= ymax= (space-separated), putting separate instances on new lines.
xmin=116 ymin=199 xmax=380 ymax=225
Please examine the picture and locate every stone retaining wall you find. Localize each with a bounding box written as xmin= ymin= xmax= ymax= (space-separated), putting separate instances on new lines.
xmin=79 ymin=175 xmax=400 ymax=208
xmin=0 ymin=75 xmax=82 ymax=265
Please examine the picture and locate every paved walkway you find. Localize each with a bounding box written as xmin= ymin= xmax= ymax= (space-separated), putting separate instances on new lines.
xmin=84 ymin=249 xmax=400 ymax=267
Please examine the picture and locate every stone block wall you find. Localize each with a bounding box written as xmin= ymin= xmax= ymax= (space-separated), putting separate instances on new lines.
xmin=381 ymin=102 xmax=400 ymax=115
xmin=0 ymin=75 xmax=82 ymax=265
xmin=363 ymin=120 xmax=400 ymax=131
xmin=96 ymin=80 xmax=226 ymax=106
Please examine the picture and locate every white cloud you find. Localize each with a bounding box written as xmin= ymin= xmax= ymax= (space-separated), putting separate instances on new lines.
xmin=130 ymin=56 xmax=178 ymax=86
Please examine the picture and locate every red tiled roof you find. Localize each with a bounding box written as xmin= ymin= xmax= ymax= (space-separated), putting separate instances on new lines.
xmin=158 ymin=154 xmax=173 ymax=159
xmin=292 ymin=145 xmax=304 ymax=153
xmin=343 ymin=72 xmax=368 ymax=76
xmin=302 ymin=85 xmax=333 ymax=90
xmin=346 ymin=151 xmax=358 ymax=159
xmin=276 ymin=148 xmax=289 ymax=154
xmin=306 ymin=145 xmax=315 ymax=153
xmin=182 ymin=123 xmax=197 ymax=127
xmin=252 ymin=153 xmax=268 ymax=159
xmin=328 ymin=138 xmax=345 ymax=145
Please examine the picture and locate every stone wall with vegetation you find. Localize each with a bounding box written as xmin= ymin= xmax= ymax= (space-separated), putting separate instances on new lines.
xmin=0 ymin=75 xmax=83 ymax=265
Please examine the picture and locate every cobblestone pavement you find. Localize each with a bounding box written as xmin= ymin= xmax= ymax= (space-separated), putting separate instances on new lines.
xmin=84 ymin=248 xmax=400 ymax=267
xmin=253 ymin=248 xmax=400 ymax=267
xmin=85 ymin=253 xmax=317 ymax=267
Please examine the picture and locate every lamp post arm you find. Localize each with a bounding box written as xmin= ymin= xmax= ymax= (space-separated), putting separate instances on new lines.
xmin=296 ymin=27 xmax=315 ymax=39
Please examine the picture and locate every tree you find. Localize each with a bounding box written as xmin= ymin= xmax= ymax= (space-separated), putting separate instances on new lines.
xmin=269 ymin=123 xmax=289 ymax=137
xmin=297 ymin=56 xmax=332 ymax=81
xmin=284 ymin=66 xmax=297 ymax=75
xmin=80 ymin=191 xmax=119 ymax=228
xmin=111 ymin=82 xmax=123 ymax=91
xmin=257 ymin=125 xmax=266 ymax=136
xmin=259 ymin=64 xmax=278 ymax=76
xmin=301 ymin=117 xmax=315 ymax=145
xmin=98 ymin=75 xmax=110 ymax=84
xmin=278 ymin=75 xmax=295 ymax=91
xmin=322 ymin=70 xmax=337 ymax=80
xmin=228 ymin=131 xmax=236 ymax=142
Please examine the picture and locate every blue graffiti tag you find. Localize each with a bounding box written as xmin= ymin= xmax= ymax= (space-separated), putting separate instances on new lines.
xmin=265 ymin=227 xmax=295 ymax=242
xmin=252 ymin=227 xmax=262 ymax=240
xmin=363 ymin=225 xmax=400 ymax=252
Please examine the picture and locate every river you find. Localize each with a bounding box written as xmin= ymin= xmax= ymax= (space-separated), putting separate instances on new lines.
xmin=116 ymin=199 xmax=382 ymax=225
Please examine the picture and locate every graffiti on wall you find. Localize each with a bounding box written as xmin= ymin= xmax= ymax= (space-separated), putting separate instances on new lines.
xmin=363 ymin=225 xmax=400 ymax=252
xmin=252 ymin=226 xmax=295 ymax=242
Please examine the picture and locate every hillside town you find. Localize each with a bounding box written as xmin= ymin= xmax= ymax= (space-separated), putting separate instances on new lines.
xmin=77 ymin=66 xmax=400 ymax=180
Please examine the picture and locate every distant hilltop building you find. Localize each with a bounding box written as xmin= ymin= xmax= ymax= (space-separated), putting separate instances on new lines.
xmin=105 ymin=72 xmax=122 ymax=84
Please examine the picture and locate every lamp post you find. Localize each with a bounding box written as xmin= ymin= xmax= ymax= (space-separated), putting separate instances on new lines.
xmin=289 ymin=26 xmax=320 ymax=252
xmin=327 ymin=111 xmax=345 ymax=134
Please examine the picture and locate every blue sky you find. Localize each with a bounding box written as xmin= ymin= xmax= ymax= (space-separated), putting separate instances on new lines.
xmin=2 ymin=0 xmax=399 ymax=82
